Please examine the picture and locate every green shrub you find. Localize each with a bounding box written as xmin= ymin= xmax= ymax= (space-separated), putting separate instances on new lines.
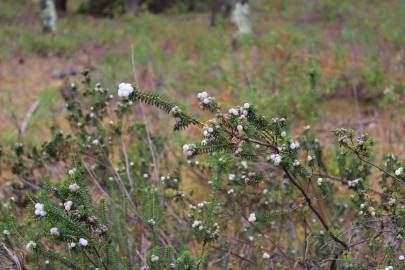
xmin=0 ymin=72 xmax=404 ymax=269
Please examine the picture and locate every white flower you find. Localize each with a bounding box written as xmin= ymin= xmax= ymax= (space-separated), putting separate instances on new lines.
xmin=203 ymin=98 xmax=210 ymax=104
xmin=34 ymin=203 xmax=47 ymax=216
xmin=348 ymin=178 xmax=362 ymax=187
xmin=117 ymin=83 xmax=134 ymax=98
xmin=26 ymin=241 xmax=36 ymax=250
xmin=148 ymin=219 xmax=156 ymax=226
xmin=395 ymin=167 xmax=403 ymax=176
xmin=273 ymin=155 xmax=281 ymax=164
xmin=248 ymin=236 xmax=254 ymax=241
xmin=228 ymin=174 xmax=235 ymax=181
xmin=317 ymin=178 xmax=323 ymax=186
xmin=228 ymin=108 xmax=239 ymax=116
xmin=68 ymin=242 xmax=76 ymax=249
xmin=269 ymin=154 xmax=282 ymax=166
xmin=237 ymin=125 xmax=243 ymax=132
xmin=197 ymin=92 xmax=208 ymax=99
xmin=45 ymin=260 xmax=50 ymax=265
xmin=151 ymin=255 xmax=159 ymax=262
xmin=280 ymin=131 xmax=287 ymax=137
xmin=197 ymin=202 xmax=205 ymax=208
xmin=92 ymin=139 xmax=99 ymax=145
xmin=192 ymin=220 xmax=201 ymax=228
xmin=384 ymin=266 xmax=393 ymax=270
xmin=360 ymin=203 xmax=366 ymax=209
xmin=290 ymin=141 xmax=300 ymax=149
xmin=262 ymin=252 xmax=270 ymax=259
xmin=227 ymin=189 xmax=234 ymax=194
xmin=243 ymin=103 xmax=250 ymax=109
xmin=69 ymin=183 xmax=80 ymax=192
xmin=388 ymin=198 xmax=396 ymax=206
xmin=182 ymin=144 xmax=195 ymax=158
xmin=68 ymin=168 xmax=76 ymax=176
xmin=399 ymin=255 xmax=404 ymax=261
xmin=50 ymin=227 xmax=59 ymax=236
xmin=64 ymin=201 xmax=73 ymax=211
xmin=79 ymin=238 xmax=88 ymax=246
xmin=170 ymin=106 xmax=182 ymax=115
xmin=143 ymin=173 xmax=149 ymax=178
xmin=35 ymin=203 xmax=44 ymax=211
xmin=3 ymin=230 xmax=10 ymax=235
xmin=293 ymin=160 xmax=300 ymax=166
xmin=307 ymin=155 xmax=314 ymax=161
xmin=248 ymin=213 xmax=256 ymax=222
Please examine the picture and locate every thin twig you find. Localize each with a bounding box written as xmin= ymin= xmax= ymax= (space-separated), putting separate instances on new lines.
xmin=121 ymin=140 xmax=134 ymax=192
xmin=282 ymin=166 xmax=348 ymax=250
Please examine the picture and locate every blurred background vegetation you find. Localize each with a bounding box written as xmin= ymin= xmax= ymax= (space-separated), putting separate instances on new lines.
xmin=0 ymin=0 xmax=403 ymax=153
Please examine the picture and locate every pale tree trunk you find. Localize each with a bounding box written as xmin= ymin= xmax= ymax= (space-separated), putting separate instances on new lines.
xmin=231 ymin=0 xmax=251 ymax=34
xmin=40 ymin=0 xmax=57 ymax=33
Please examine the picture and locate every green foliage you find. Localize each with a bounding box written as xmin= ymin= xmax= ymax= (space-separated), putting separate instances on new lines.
xmin=0 ymin=0 xmax=404 ymax=267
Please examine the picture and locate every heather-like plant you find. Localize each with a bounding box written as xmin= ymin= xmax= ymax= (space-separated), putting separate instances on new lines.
xmin=119 ymin=84 xmax=404 ymax=269
xmin=1 ymin=72 xmax=195 ymax=270
xmin=0 ymin=73 xmax=404 ymax=270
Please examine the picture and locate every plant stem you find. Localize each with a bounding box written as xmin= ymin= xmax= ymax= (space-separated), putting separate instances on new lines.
xmin=282 ymin=166 xmax=349 ymax=250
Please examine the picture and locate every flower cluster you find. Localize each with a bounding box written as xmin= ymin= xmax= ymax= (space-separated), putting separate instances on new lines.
xmin=117 ymin=82 xmax=134 ymax=98
xmin=182 ymin=144 xmax=196 ymax=158
xmin=267 ymin=154 xmax=282 ymax=166
xmin=189 ymin=201 xmax=221 ymax=242
xmin=69 ymin=183 xmax=80 ymax=192
xmin=196 ymin=91 xmax=214 ymax=107
xmin=34 ymin=203 xmax=47 ymax=216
